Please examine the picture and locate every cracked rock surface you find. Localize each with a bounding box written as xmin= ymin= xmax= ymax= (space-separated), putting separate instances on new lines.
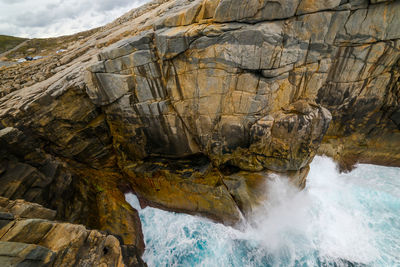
xmin=0 ymin=197 xmax=145 ymax=267
xmin=0 ymin=0 xmax=399 ymax=264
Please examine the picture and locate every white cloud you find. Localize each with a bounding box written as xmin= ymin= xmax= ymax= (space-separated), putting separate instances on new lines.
xmin=0 ymin=0 xmax=150 ymax=38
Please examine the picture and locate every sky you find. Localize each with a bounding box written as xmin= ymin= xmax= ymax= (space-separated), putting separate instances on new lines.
xmin=0 ymin=0 xmax=150 ymax=38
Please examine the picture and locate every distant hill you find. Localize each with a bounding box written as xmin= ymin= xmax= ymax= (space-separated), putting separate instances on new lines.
xmin=0 ymin=28 xmax=100 ymax=60
xmin=0 ymin=35 xmax=28 ymax=54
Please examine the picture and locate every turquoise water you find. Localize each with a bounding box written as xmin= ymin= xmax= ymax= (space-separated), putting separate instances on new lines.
xmin=126 ymin=156 xmax=400 ymax=267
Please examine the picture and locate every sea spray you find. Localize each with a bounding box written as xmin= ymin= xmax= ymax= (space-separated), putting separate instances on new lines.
xmin=126 ymin=156 xmax=400 ymax=266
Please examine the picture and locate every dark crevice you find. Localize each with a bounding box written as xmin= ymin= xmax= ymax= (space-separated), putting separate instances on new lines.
xmin=219 ymin=162 xmax=241 ymax=176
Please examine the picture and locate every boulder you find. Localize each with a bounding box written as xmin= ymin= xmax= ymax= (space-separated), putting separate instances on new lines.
xmin=0 ymin=220 xmax=130 ymax=266
xmin=0 ymin=198 xmax=146 ymax=267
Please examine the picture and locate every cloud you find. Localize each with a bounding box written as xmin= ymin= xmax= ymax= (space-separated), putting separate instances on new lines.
xmin=0 ymin=0 xmax=150 ymax=38
xmin=0 ymin=0 xmax=26 ymax=4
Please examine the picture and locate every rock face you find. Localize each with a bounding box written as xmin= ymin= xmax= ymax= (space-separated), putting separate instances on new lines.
xmin=0 ymin=125 xmax=144 ymax=253
xmin=84 ymin=0 xmax=399 ymax=217
xmin=126 ymin=155 xmax=243 ymax=225
xmin=0 ymin=0 xmax=399 ymax=263
xmin=0 ymin=198 xmax=146 ymax=267
xmin=86 ymin=0 xmax=400 ymax=173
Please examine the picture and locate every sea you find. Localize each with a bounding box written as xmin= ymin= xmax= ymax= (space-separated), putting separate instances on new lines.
xmin=126 ymin=156 xmax=400 ymax=267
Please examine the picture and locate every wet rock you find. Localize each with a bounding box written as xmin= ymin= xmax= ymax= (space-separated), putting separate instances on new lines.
xmin=223 ymin=166 xmax=309 ymax=217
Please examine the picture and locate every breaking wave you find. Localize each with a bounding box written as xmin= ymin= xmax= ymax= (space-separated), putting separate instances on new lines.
xmin=126 ymin=156 xmax=400 ymax=266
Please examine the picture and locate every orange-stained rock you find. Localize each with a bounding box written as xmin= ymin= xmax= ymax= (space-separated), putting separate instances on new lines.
xmin=124 ymin=156 xmax=243 ymax=226
xmin=0 ymin=0 xmax=399 ymax=259
xmin=0 ymin=198 xmax=146 ymax=267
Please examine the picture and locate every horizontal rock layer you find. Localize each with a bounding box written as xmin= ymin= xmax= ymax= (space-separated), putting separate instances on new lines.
xmin=0 ymin=198 xmax=146 ymax=267
xmin=0 ymin=126 xmax=145 ymax=260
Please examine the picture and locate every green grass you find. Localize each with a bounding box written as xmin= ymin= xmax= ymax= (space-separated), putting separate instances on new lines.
xmin=1 ymin=28 xmax=100 ymax=59
xmin=0 ymin=35 xmax=28 ymax=54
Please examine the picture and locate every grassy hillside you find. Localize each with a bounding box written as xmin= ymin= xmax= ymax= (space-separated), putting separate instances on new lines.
xmin=0 ymin=35 xmax=28 ymax=54
xmin=1 ymin=28 xmax=100 ymax=60
xmin=9 ymin=38 xmax=66 ymax=58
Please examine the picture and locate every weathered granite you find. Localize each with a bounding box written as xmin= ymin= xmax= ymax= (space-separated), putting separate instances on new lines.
xmin=0 ymin=198 xmax=146 ymax=267
xmin=0 ymin=0 xmax=399 ymax=259
xmin=0 ymin=220 xmax=144 ymax=267
xmin=125 ymin=156 xmax=243 ymax=225
xmin=0 ymin=111 xmax=144 ymax=258
xmin=0 ymin=241 xmax=55 ymax=267
xmin=82 ymin=0 xmax=400 ymax=215
xmin=0 ymin=197 xmax=56 ymax=221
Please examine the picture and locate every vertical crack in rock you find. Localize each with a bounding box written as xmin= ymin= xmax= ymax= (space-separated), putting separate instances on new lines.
xmin=0 ymin=0 xmax=400 ymax=264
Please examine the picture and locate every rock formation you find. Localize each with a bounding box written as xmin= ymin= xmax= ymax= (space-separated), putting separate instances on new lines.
xmin=0 ymin=197 xmax=145 ymax=266
xmin=0 ymin=0 xmax=399 ymax=264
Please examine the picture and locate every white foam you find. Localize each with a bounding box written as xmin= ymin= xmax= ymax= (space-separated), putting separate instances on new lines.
xmin=125 ymin=156 xmax=400 ymax=266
